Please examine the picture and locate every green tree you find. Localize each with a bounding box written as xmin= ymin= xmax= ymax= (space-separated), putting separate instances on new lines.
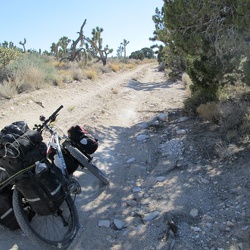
xmin=141 ymin=47 xmax=154 ymax=59
xmin=155 ymin=0 xmax=250 ymax=96
xmin=129 ymin=50 xmax=145 ymax=60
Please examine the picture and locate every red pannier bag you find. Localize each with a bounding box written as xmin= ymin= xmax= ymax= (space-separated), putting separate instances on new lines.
xmin=67 ymin=125 xmax=98 ymax=155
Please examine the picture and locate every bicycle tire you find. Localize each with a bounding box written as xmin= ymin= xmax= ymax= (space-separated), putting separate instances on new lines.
xmin=64 ymin=142 xmax=110 ymax=185
xmin=12 ymin=188 xmax=79 ymax=250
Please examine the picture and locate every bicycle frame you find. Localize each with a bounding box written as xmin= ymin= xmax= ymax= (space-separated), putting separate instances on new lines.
xmin=45 ymin=126 xmax=68 ymax=176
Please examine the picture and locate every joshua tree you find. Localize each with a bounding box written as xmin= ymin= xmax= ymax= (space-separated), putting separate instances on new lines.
xmin=84 ymin=25 xmax=113 ymax=66
xmin=19 ymin=38 xmax=26 ymax=52
xmin=60 ymin=20 xmax=86 ymax=62
xmin=58 ymin=36 xmax=71 ymax=57
xmin=120 ymin=39 xmax=129 ymax=59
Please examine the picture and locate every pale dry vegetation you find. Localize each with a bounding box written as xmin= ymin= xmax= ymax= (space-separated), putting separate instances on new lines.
xmin=185 ymin=74 xmax=250 ymax=144
xmin=0 ymin=54 xmax=153 ymax=98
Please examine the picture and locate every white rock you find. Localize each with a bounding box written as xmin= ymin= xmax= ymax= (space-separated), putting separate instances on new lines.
xmin=126 ymin=200 xmax=137 ymax=206
xmin=136 ymin=134 xmax=149 ymax=141
xmin=143 ymin=211 xmax=160 ymax=222
xmin=98 ymin=220 xmax=111 ymax=228
xmin=178 ymin=117 xmax=189 ymax=122
xmin=191 ymin=226 xmax=202 ymax=232
xmin=114 ymin=219 xmax=125 ymax=230
xmin=156 ymin=176 xmax=166 ymax=182
xmin=127 ymin=157 xmax=136 ymax=163
xmin=176 ymin=129 xmax=187 ymax=135
xmin=157 ymin=113 xmax=168 ymax=121
xmin=132 ymin=187 xmax=142 ymax=193
xmin=190 ymin=208 xmax=199 ymax=218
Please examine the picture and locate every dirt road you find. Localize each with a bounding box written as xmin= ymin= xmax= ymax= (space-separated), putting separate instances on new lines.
xmin=0 ymin=63 xmax=249 ymax=250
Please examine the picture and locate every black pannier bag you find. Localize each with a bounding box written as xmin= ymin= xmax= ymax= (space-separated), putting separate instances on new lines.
xmin=15 ymin=161 xmax=66 ymax=216
xmin=0 ymin=124 xmax=66 ymax=216
xmin=0 ymin=121 xmax=29 ymax=148
xmin=67 ymin=125 xmax=98 ymax=154
xmin=0 ymin=129 xmax=47 ymax=177
xmin=0 ymin=184 xmax=20 ymax=230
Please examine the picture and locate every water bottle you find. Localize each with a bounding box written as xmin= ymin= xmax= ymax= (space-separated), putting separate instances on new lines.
xmin=35 ymin=161 xmax=47 ymax=174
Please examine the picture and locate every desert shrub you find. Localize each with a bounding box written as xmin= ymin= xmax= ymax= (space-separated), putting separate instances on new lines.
xmin=0 ymin=79 xmax=21 ymax=98
xmin=243 ymin=60 xmax=250 ymax=85
xmin=52 ymin=74 xmax=64 ymax=88
xmin=85 ymin=70 xmax=96 ymax=80
xmin=110 ymin=64 xmax=120 ymax=72
xmin=58 ymin=69 xmax=73 ymax=83
xmin=72 ymin=68 xmax=84 ymax=81
xmin=100 ymin=66 xmax=111 ymax=74
xmin=216 ymin=99 xmax=248 ymax=131
xmin=238 ymin=113 xmax=250 ymax=141
xmin=184 ymin=89 xmax=216 ymax=115
xmin=6 ymin=53 xmax=57 ymax=91
xmin=197 ymin=102 xmax=218 ymax=123
xmin=0 ymin=47 xmax=22 ymax=68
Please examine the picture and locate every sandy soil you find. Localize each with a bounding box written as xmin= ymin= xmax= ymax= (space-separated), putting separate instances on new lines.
xmin=0 ymin=63 xmax=249 ymax=250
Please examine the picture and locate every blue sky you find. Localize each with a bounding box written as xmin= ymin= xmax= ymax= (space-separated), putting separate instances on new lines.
xmin=1 ymin=0 xmax=163 ymax=56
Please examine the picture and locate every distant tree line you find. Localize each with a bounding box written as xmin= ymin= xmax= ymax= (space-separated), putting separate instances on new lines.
xmin=129 ymin=47 xmax=155 ymax=60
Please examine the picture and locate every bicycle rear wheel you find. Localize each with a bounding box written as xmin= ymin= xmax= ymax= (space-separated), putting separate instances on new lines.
xmin=12 ymin=188 xmax=79 ymax=249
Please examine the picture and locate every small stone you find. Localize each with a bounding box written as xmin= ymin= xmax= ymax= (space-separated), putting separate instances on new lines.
xmin=114 ymin=219 xmax=125 ymax=230
xmin=191 ymin=226 xmax=202 ymax=232
xmin=136 ymin=134 xmax=149 ymax=141
xmin=176 ymin=129 xmax=187 ymax=135
xmin=200 ymin=177 xmax=210 ymax=184
xmin=126 ymin=200 xmax=137 ymax=206
xmin=226 ymin=221 xmax=234 ymax=227
xmin=138 ymin=122 xmax=150 ymax=129
xmin=127 ymin=157 xmax=136 ymax=163
xmin=190 ymin=208 xmax=199 ymax=218
xmin=98 ymin=220 xmax=111 ymax=228
xmin=178 ymin=117 xmax=189 ymax=122
xmin=157 ymin=113 xmax=168 ymax=121
xmin=143 ymin=211 xmax=160 ymax=222
xmin=132 ymin=187 xmax=142 ymax=193
xmin=156 ymin=176 xmax=166 ymax=182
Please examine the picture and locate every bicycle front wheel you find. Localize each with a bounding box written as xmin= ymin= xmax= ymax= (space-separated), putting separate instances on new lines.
xmin=12 ymin=188 xmax=79 ymax=249
xmin=64 ymin=142 xmax=110 ymax=185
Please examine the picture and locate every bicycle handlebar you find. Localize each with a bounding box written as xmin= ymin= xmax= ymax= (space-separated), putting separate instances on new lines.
xmin=34 ymin=105 xmax=64 ymax=132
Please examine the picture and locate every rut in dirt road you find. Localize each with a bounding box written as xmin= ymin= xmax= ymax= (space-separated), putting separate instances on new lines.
xmin=69 ymin=64 xmax=188 ymax=250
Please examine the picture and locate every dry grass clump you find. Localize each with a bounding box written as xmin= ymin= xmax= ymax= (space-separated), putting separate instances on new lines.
xmin=100 ymin=66 xmax=112 ymax=74
xmin=197 ymin=102 xmax=218 ymax=123
xmin=216 ymin=100 xmax=247 ymax=131
xmin=22 ymin=67 xmax=47 ymax=89
xmin=0 ymin=79 xmax=20 ymax=99
xmin=110 ymin=64 xmax=120 ymax=72
xmin=85 ymin=70 xmax=97 ymax=80
xmin=58 ymin=70 xmax=73 ymax=83
xmin=197 ymin=97 xmax=250 ymax=143
xmin=72 ymin=68 xmax=84 ymax=81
